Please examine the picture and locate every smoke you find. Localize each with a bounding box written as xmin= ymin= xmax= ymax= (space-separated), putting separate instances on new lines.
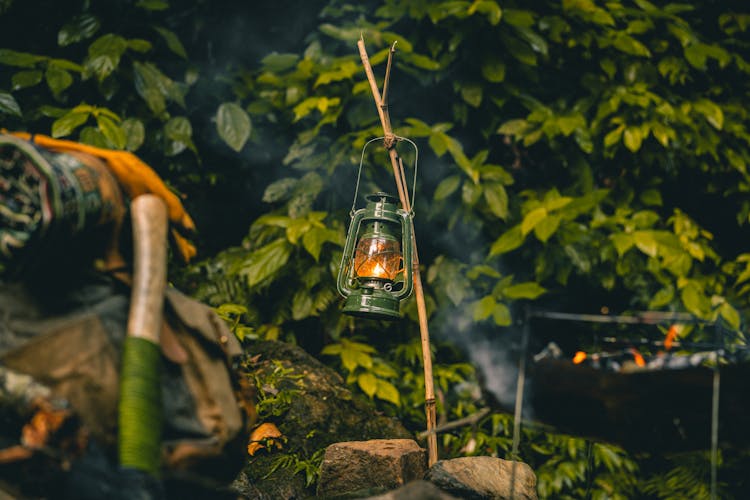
xmin=430 ymin=293 xmax=535 ymax=419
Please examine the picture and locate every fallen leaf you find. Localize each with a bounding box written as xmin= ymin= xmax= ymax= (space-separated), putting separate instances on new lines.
xmin=247 ymin=422 xmax=284 ymax=456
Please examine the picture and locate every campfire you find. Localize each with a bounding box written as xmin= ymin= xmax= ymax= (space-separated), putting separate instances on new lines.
xmin=521 ymin=310 xmax=750 ymax=452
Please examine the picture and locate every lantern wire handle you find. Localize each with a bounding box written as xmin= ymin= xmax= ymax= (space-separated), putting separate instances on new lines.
xmin=352 ymin=136 xmax=418 ymax=216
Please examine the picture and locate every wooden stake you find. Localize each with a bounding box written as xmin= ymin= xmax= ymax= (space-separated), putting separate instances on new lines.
xmin=357 ymin=37 xmax=438 ymax=466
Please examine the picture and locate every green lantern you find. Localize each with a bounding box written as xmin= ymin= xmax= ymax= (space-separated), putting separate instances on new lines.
xmin=337 ymin=192 xmax=413 ymax=319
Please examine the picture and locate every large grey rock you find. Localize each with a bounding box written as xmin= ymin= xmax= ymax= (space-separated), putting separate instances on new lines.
xmin=316 ymin=439 xmax=427 ymax=498
xmin=425 ymin=456 xmax=537 ymax=500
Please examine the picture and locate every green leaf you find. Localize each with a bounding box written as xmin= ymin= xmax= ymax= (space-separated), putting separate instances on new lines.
xmin=684 ymin=43 xmax=708 ymax=69
xmin=610 ymin=233 xmax=634 ymax=256
xmin=0 ymin=91 xmax=21 ymax=116
xmin=480 ymin=1 xmax=503 ymax=24
xmin=164 ymin=116 xmax=194 ymax=155
xmin=48 ymin=58 xmax=84 ymax=73
xmin=434 ymin=175 xmax=461 ymax=200
xmin=521 ymin=206 xmax=547 ymax=235
xmin=534 ymin=213 xmax=561 ymax=242
xmin=693 ymin=99 xmax=724 ymax=130
xmin=497 ymin=118 xmax=528 ymax=136
xmin=502 ymin=32 xmax=537 ymax=65
xmin=640 ymin=189 xmax=663 ymax=206
xmin=85 ymin=55 xmax=116 ymax=82
xmin=291 ymin=289 xmax=314 ymax=320
xmin=302 ymin=227 xmax=340 ymax=261
xmin=503 ymin=282 xmax=546 ymax=299
xmin=492 ymin=302 xmax=512 ymax=326
xmin=261 ymin=52 xmax=299 ymax=72
xmin=321 ymin=344 xmax=342 ymax=356
xmin=216 ymin=102 xmax=252 ymax=152
xmin=513 ymin=26 xmax=548 ymax=56
xmin=719 ymin=302 xmax=740 ymax=329
xmin=542 ymin=192 xmax=572 ymax=211
xmin=215 ymin=303 xmax=248 ymax=316
xmin=633 ymin=230 xmax=658 ymax=257
xmin=401 ymin=52 xmax=441 ymax=70
xmin=474 ymin=296 xmax=496 ymax=321
xmin=357 ymin=372 xmax=378 ymax=397
xmin=604 ymin=124 xmax=624 ymax=148
xmin=680 ymin=282 xmax=710 ymax=318
xmin=238 ymin=238 xmax=292 ymax=288
xmin=11 ymin=70 xmax=42 ymax=90
xmin=0 ymin=49 xmax=46 ymax=68
xmin=78 ymin=126 xmax=110 ymax=148
xmin=481 ymin=57 xmax=506 ymax=82
xmin=483 ymin=183 xmax=508 ymax=219
xmin=344 ymin=340 xmax=377 ymax=354
xmin=133 ymin=61 xmax=184 ymax=113
xmin=45 ymin=64 xmax=73 ymax=95
xmin=314 ymin=60 xmax=359 ymax=86
xmin=460 ymin=83 xmax=483 ymax=108
xmin=86 ymin=34 xmax=127 ymax=81
xmin=341 ymin=348 xmax=358 ymax=372
xmin=649 ymin=286 xmax=674 ymax=309
xmin=136 ymin=0 xmax=169 ymax=10
xmin=52 ymin=110 xmax=90 ymax=137
xmin=503 ymin=8 xmax=535 ymax=27
xmin=121 ymin=118 xmax=145 ymax=152
xmin=153 ymin=26 xmax=187 ymax=59
xmin=613 ymin=34 xmax=651 ymax=57
xmin=623 ymin=126 xmax=642 ymax=152
xmin=58 ymin=14 xmax=100 ymax=47
xmin=96 ymin=114 xmax=126 ymax=149
xmin=490 ymin=225 xmax=524 ymax=256
xmin=127 ymin=39 xmax=152 ymax=53
xmin=263 ymin=178 xmax=298 ymax=203
xmin=375 ymin=379 xmax=400 ymax=406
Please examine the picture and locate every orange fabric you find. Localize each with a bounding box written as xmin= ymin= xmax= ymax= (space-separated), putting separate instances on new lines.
xmin=9 ymin=132 xmax=196 ymax=262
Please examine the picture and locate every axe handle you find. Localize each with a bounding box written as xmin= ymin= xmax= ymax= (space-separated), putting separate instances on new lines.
xmin=118 ymin=194 xmax=168 ymax=475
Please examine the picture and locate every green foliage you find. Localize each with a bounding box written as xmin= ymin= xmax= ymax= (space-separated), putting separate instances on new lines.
xmin=251 ymin=359 xmax=305 ymax=420
xmin=3 ymin=0 xmax=750 ymax=497
xmin=266 ymin=448 xmax=326 ymax=488
xmin=322 ymin=338 xmax=401 ymax=405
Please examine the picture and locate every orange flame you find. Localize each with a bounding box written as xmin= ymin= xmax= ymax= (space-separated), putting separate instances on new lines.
xmin=573 ymin=351 xmax=587 ymax=364
xmin=664 ymin=324 xmax=679 ymax=351
xmin=357 ymin=261 xmax=388 ymax=279
xmin=629 ymin=348 xmax=646 ymax=367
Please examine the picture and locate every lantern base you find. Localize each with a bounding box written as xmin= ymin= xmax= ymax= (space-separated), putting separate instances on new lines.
xmin=342 ymin=290 xmax=401 ymax=320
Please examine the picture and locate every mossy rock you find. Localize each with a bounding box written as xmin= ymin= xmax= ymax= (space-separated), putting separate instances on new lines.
xmin=233 ymin=340 xmax=413 ymax=499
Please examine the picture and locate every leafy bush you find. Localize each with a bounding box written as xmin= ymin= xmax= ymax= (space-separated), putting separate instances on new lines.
xmin=2 ymin=0 xmax=749 ymax=497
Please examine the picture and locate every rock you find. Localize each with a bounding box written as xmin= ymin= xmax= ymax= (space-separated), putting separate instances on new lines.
xmin=425 ymin=456 xmax=537 ymax=500
xmin=232 ymin=341 xmax=413 ymax=499
xmin=316 ymin=439 xmax=427 ymax=498
xmin=363 ymin=480 xmax=460 ymax=499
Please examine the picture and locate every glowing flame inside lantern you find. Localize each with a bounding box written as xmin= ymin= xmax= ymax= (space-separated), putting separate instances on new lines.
xmin=352 ymin=235 xmax=403 ymax=281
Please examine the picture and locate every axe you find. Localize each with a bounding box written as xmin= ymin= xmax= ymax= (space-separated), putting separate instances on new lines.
xmin=118 ymin=194 xmax=168 ymax=475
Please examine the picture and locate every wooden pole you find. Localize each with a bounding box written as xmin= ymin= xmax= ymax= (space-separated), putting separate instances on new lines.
xmin=357 ymin=38 xmax=438 ymax=466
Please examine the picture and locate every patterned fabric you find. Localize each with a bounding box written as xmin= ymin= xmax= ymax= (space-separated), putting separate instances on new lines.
xmin=0 ymin=134 xmax=123 ymax=277
xmin=5 ymin=132 xmax=197 ymax=262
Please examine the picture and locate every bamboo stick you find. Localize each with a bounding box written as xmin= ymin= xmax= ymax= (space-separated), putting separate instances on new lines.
xmin=357 ymin=37 xmax=438 ymax=466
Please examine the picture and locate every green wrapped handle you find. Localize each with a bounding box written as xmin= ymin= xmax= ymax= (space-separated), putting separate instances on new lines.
xmin=118 ymin=194 xmax=168 ymax=475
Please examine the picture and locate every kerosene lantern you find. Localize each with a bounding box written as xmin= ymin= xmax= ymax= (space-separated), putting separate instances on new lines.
xmin=337 ymin=192 xmax=413 ymax=319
